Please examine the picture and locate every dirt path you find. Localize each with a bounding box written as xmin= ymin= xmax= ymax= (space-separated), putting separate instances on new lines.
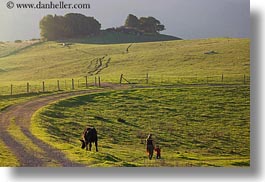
xmin=0 ymin=83 xmax=247 ymax=166
xmin=0 ymin=84 xmax=126 ymax=167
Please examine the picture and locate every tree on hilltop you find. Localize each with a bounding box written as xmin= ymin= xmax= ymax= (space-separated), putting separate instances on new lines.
xmin=40 ymin=13 xmax=101 ymax=41
xmin=125 ymin=14 xmax=140 ymax=28
xmin=124 ymin=14 xmax=165 ymax=34
xmin=139 ymin=16 xmax=165 ymax=33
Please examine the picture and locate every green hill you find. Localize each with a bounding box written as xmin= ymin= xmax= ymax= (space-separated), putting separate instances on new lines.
xmin=0 ymin=40 xmax=39 ymax=58
xmin=0 ymin=37 xmax=250 ymax=167
xmin=65 ymin=31 xmax=182 ymax=44
xmin=0 ymin=37 xmax=249 ymax=91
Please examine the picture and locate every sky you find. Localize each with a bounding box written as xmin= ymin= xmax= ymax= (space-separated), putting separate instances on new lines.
xmin=0 ymin=0 xmax=250 ymax=41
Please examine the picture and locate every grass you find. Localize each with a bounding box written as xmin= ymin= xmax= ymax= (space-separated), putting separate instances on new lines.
xmin=0 ymin=38 xmax=249 ymax=87
xmin=0 ymin=139 xmax=19 ymax=166
xmin=0 ymin=91 xmax=49 ymax=167
xmin=0 ymin=40 xmax=39 ymax=58
xmin=31 ymin=86 xmax=250 ymax=167
xmin=0 ymin=36 xmax=250 ymax=167
xmin=6 ymin=118 xmax=61 ymax=167
xmin=0 ymin=84 xmax=98 ymax=111
xmin=67 ymin=31 xmax=181 ymax=44
xmin=0 ymin=92 xmax=56 ymax=111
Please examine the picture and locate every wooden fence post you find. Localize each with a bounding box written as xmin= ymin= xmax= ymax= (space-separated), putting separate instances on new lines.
xmin=85 ymin=76 xmax=88 ymax=88
xmin=244 ymin=74 xmax=246 ymax=85
xmin=94 ymin=76 xmax=97 ymax=87
xmin=57 ymin=80 xmax=60 ymax=91
xmin=222 ymin=74 xmax=224 ymax=82
xmin=98 ymin=76 xmax=101 ymax=87
xmin=10 ymin=84 xmax=13 ymax=95
xmin=120 ymin=74 xmax=123 ymax=84
xmin=146 ymin=73 xmax=149 ymax=84
xmin=27 ymin=82 xmax=29 ymax=93
xmin=42 ymin=81 xmax=45 ymax=92
xmin=72 ymin=79 xmax=74 ymax=90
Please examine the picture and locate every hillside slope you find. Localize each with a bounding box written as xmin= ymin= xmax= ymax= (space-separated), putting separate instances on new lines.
xmin=66 ymin=31 xmax=182 ymax=44
xmin=0 ymin=41 xmax=39 ymax=59
xmin=0 ymin=38 xmax=249 ymax=83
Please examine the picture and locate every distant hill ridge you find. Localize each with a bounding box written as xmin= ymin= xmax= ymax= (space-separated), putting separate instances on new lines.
xmin=64 ymin=30 xmax=182 ymax=44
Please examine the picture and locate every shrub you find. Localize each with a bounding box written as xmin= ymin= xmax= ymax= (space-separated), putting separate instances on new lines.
xmin=14 ymin=40 xmax=22 ymax=43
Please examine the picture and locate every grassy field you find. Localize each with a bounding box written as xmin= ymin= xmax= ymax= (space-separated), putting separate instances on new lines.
xmin=0 ymin=36 xmax=250 ymax=167
xmin=0 ymin=40 xmax=39 ymax=58
xmin=0 ymin=38 xmax=249 ymax=88
xmin=31 ymin=86 xmax=250 ymax=167
xmin=0 ymin=92 xmax=49 ymax=111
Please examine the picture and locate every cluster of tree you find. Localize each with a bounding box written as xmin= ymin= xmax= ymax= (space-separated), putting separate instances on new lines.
xmin=124 ymin=14 xmax=165 ymax=34
xmin=39 ymin=13 xmax=101 ymax=40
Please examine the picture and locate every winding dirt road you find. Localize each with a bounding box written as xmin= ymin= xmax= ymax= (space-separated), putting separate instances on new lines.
xmin=0 ymin=84 xmax=125 ymax=167
xmin=0 ymin=83 xmax=245 ymax=166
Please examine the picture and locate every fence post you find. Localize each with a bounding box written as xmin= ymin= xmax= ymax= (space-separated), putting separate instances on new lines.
xmin=27 ymin=82 xmax=29 ymax=93
xmin=42 ymin=81 xmax=45 ymax=92
xmin=222 ymin=74 xmax=224 ymax=82
xmin=120 ymin=74 xmax=123 ymax=85
xmin=85 ymin=76 xmax=88 ymax=88
xmin=72 ymin=79 xmax=74 ymax=90
xmin=146 ymin=73 xmax=149 ymax=84
xmin=10 ymin=84 xmax=13 ymax=95
xmin=98 ymin=76 xmax=101 ymax=87
xmin=57 ymin=80 xmax=60 ymax=91
xmin=94 ymin=76 xmax=97 ymax=87
xmin=244 ymin=74 xmax=246 ymax=85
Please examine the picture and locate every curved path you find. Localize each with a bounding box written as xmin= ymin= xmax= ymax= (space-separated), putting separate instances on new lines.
xmin=0 ymin=84 xmax=126 ymax=167
xmin=0 ymin=83 xmax=246 ymax=166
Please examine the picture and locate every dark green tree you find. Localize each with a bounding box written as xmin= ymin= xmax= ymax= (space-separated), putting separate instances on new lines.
xmin=39 ymin=13 xmax=101 ymax=40
xmin=40 ymin=15 xmax=60 ymax=40
xmin=124 ymin=14 xmax=140 ymax=28
xmin=64 ymin=13 xmax=101 ymax=38
xmin=139 ymin=16 xmax=165 ymax=33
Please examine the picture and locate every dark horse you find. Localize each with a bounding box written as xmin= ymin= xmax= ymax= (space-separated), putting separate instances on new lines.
xmin=80 ymin=127 xmax=98 ymax=152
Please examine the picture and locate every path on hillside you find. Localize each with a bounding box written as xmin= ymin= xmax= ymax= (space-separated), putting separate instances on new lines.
xmin=0 ymin=83 xmax=247 ymax=167
xmin=0 ymin=83 xmax=126 ymax=167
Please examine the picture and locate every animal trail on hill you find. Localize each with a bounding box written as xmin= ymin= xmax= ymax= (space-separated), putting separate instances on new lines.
xmin=87 ymin=55 xmax=111 ymax=76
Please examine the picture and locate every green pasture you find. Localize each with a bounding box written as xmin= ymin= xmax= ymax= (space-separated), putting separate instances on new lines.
xmin=0 ymin=40 xmax=39 ymax=58
xmin=0 ymin=36 xmax=250 ymax=167
xmin=31 ymin=86 xmax=250 ymax=167
xmin=0 ymin=38 xmax=249 ymax=90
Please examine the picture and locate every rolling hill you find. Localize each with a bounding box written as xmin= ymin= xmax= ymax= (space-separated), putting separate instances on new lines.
xmin=0 ymin=40 xmax=39 ymax=59
xmin=0 ymin=36 xmax=250 ymax=167
xmin=66 ymin=31 xmax=182 ymax=44
xmin=0 ymin=37 xmax=249 ymax=85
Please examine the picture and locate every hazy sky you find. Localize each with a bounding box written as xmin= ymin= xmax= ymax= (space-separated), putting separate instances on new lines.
xmin=0 ymin=0 xmax=250 ymax=41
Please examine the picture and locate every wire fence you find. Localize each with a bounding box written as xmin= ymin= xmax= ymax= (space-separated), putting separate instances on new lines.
xmin=0 ymin=76 xmax=99 ymax=96
xmin=0 ymin=74 xmax=250 ymax=96
xmin=119 ymin=73 xmax=250 ymax=85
